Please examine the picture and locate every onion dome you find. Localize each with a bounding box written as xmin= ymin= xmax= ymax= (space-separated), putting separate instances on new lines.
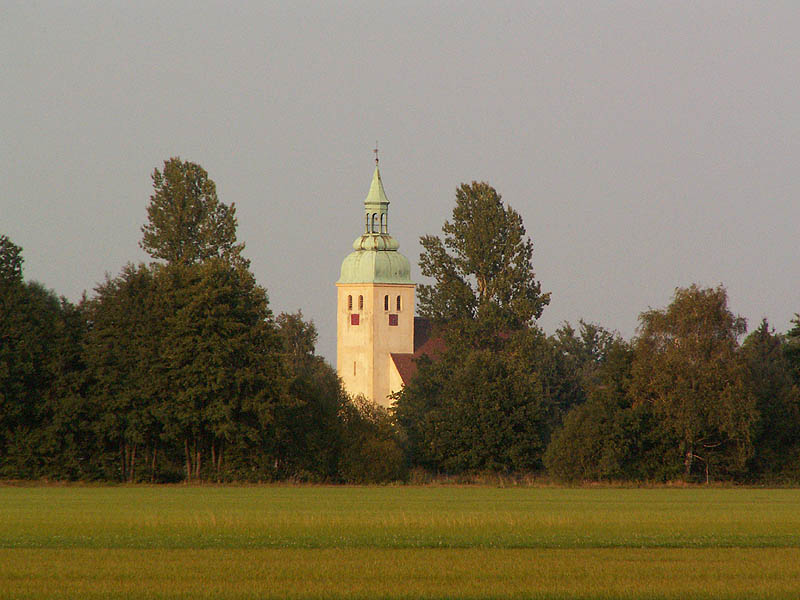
xmin=338 ymin=165 xmax=412 ymax=284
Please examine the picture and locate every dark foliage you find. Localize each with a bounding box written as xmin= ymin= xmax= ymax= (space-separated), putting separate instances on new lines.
xmin=741 ymin=320 xmax=800 ymax=481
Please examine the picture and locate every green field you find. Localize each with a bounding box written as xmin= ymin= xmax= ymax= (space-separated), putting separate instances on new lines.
xmin=2 ymin=485 xmax=799 ymax=598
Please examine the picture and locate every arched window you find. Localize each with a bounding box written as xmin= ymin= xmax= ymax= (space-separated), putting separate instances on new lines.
xmin=358 ymin=295 xmax=363 ymax=310
xmin=371 ymin=213 xmax=378 ymax=233
xmin=347 ymin=295 xmax=353 ymax=311
xmin=380 ymin=213 xmax=387 ymax=234
xmin=364 ymin=214 xmax=369 ymax=234
xmin=396 ymin=295 xmax=401 ymax=311
xmin=384 ymin=295 xmax=389 ymax=311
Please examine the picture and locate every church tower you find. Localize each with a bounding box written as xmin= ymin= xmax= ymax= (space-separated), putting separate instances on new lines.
xmin=336 ymin=158 xmax=415 ymax=407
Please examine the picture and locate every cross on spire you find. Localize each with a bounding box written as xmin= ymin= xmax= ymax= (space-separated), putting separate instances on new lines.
xmin=374 ymin=142 xmax=379 ymax=165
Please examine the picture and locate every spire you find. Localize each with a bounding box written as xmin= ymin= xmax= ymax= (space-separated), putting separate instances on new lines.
xmin=364 ymin=164 xmax=390 ymax=207
xmin=361 ymin=151 xmax=392 ymax=238
xmin=338 ymin=153 xmax=411 ymax=284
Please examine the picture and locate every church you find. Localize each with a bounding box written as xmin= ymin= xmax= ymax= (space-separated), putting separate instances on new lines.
xmin=336 ymin=159 xmax=441 ymax=407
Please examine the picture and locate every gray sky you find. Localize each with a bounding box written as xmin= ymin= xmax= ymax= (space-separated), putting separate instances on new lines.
xmin=3 ymin=1 xmax=799 ymax=363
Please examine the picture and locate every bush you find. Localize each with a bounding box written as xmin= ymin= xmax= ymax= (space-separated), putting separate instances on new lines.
xmin=338 ymin=396 xmax=405 ymax=483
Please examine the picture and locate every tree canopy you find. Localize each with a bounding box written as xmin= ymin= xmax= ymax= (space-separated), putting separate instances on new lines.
xmin=417 ymin=182 xmax=549 ymax=333
xmin=785 ymin=314 xmax=800 ymax=385
xmin=741 ymin=320 xmax=800 ymax=480
xmin=0 ymin=238 xmax=85 ymax=478
xmin=140 ymin=158 xmax=247 ymax=267
xmin=630 ymin=285 xmax=755 ymax=481
xmin=0 ymin=235 xmax=23 ymax=285
xmin=3 ymin=162 xmax=800 ymax=485
xmin=397 ymin=183 xmax=558 ymax=473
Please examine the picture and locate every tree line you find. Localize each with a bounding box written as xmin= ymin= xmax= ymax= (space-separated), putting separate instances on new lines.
xmin=2 ymin=162 xmax=799 ymax=483
xmin=397 ymin=182 xmax=800 ymax=483
xmin=0 ymin=158 xmax=401 ymax=483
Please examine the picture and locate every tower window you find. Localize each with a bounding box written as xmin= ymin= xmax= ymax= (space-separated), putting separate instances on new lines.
xmin=384 ymin=295 xmax=389 ymax=311
xmin=353 ymin=361 xmax=357 ymax=376
xmin=365 ymin=214 xmax=369 ymax=234
xmin=371 ymin=213 xmax=378 ymax=233
xmin=347 ymin=295 xmax=353 ymax=311
xmin=351 ymin=314 xmax=360 ymax=326
xmin=396 ymin=295 xmax=401 ymax=311
xmin=358 ymin=295 xmax=363 ymax=310
xmin=381 ymin=213 xmax=387 ymax=234
xmin=389 ymin=314 xmax=398 ymax=326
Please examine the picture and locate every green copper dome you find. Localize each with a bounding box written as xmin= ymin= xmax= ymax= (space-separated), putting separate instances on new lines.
xmin=338 ymin=165 xmax=412 ymax=284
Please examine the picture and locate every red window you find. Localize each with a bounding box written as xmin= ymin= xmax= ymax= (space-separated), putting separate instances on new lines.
xmin=351 ymin=314 xmax=360 ymax=326
xmin=388 ymin=314 xmax=398 ymax=326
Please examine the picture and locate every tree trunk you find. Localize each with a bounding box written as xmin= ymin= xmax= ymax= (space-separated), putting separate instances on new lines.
xmin=130 ymin=444 xmax=137 ymax=483
xmin=184 ymin=438 xmax=191 ymax=482
xmin=122 ymin=442 xmax=128 ymax=483
xmin=194 ymin=439 xmax=201 ymax=481
xmin=151 ymin=445 xmax=158 ymax=483
xmin=683 ymin=435 xmax=694 ymax=481
xmin=696 ymin=453 xmax=709 ymax=484
xmin=684 ymin=450 xmax=693 ymax=481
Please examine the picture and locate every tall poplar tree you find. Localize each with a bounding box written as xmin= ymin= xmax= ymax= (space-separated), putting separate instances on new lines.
xmin=140 ymin=158 xmax=247 ymax=268
xmin=397 ymin=184 xmax=558 ymax=473
xmin=417 ymin=182 xmax=549 ymax=334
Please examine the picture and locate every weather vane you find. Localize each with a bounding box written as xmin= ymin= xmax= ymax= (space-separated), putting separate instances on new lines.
xmin=374 ymin=141 xmax=379 ymax=165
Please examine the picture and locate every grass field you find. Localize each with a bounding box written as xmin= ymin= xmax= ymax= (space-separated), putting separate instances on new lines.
xmin=1 ymin=485 xmax=799 ymax=598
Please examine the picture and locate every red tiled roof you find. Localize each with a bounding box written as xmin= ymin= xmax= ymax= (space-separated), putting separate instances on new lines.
xmin=390 ymin=317 xmax=447 ymax=384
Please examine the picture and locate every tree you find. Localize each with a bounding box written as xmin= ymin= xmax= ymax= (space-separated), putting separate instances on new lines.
xmin=630 ymin=285 xmax=756 ymax=482
xmin=741 ymin=320 xmax=800 ymax=481
xmin=544 ymin=338 xmax=679 ymax=482
xmin=31 ymin=296 xmax=92 ymax=480
xmin=276 ymin=311 xmax=318 ymax=358
xmin=0 ymin=237 xmax=86 ymax=479
xmin=553 ymin=321 xmax=617 ymax=387
xmin=338 ymin=396 xmax=405 ymax=483
xmin=83 ymin=264 xmax=165 ymax=481
xmin=549 ymin=320 xmax=619 ymax=411
xmin=0 ymin=281 xmax=66 ymax=477
xmin=395 ymin=328 xmax=555 ymax=474
xmin=397 ymin=184 xmax=556 ymax=474
xmin=786 ymin=314 xmax=800 ymax=385
xmin=154 ymin=259 xmax=283 ymax=482
xmin=417 ymin=182 xmax=549 ymax=334
xmin=273 ymin=311 xmax=348 ymax=480
xmin=140 ymin=158 xmax=246 ymax=267
xmin=0 ymin=235 xmax=23 ymax=285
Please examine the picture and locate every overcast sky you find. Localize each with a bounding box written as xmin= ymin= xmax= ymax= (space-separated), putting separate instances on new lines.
xmin=3 ymin=1 xmax=799 ymax=363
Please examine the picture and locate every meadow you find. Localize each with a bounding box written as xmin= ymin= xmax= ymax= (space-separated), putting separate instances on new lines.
xmin=1 ymin=485 xmax=799 ymax=598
